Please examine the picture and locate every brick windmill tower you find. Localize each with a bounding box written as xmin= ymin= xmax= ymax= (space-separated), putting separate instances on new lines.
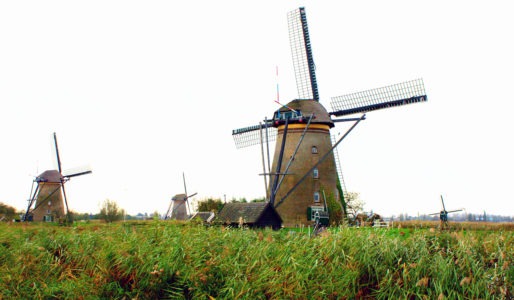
xmin=232 ymin=7 xmax=427 ymax=227
xmin=23 ymin=133 xmax=92 ymax=222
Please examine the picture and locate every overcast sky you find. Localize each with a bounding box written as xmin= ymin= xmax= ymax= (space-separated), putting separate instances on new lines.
xmin=1 ymin=1 xmax=513 ymax=217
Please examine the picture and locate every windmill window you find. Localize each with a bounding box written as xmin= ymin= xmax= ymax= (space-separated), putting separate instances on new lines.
xmin=314 ymin=192 xmax=320 ymax=203
xmin=313 ymin=168 xmax=319 ymax=179
xmin=275 ymin=110 xmax=302 ymax=120
xmin=47 ymin=209 xmax=51 ymax=214
xmin=311 ymin=146 xmax=318 ymax=154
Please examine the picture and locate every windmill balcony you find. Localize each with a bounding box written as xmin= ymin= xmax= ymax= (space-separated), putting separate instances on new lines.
xmin=272 ymin=110 xmax=307 ymax=126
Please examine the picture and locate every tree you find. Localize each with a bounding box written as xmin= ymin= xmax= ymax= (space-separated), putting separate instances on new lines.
xmin=0 ymin=202 xmax=17 ymax=221
xmin=230 ymin=197 xmax=247 ymax=203
xmin=99 ymin=199 xmax=125 ymax=223
xmin=197 ymin=198 xmax=224 ymax=213
xmin=345 ymin=192 xmax=364 ymax=222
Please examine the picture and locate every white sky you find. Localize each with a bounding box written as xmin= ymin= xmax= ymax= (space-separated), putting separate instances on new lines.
xmin=1 ymin=1 xmax=513 ymax=217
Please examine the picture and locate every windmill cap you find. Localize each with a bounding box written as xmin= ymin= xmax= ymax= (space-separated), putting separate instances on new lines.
xmin=172 ymin=194 xmax=187 ymax=201
xmin=277 ymin=99 xmax=334 ymax=127
xmin=36 ymin=170 xmax=62 ymax=183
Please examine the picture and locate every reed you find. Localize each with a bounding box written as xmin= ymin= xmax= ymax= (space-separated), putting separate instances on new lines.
xmin=394 ymin=220 xmax=514 ymax=231
xmin=0 ymin=221 xmax=512 ymax=299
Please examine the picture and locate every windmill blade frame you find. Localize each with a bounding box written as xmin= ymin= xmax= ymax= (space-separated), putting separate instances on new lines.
xmin=63 ymin=170 xmax=93 ymax=178
xmin=288 ymin=7 xmax=319 ymax=101
xmin=331 ymin=134 xmax=349 ymax=201
xmin=440 ymin=195 xmax=447 ymax=212
xmin=61 ymin=180 xmax=71 ymax=222
xmin=183 ymin=172 xmax=191 ymax=215
xmin=62 ymin=165 xmax=93 ymax=178
xmin=330 ymin=79 xmax=427 ymax=117
xmin=48 ymin=132 xmax=92 ymax=222
xmin=186 ymin=192 xmax=198 ymax=199
xmin=446 ymin=209 xmax=464 ymax=214
xmin=53 ymin=132 xmax=63 ymax=173
xmin=232 ymin=123 xmax=277 ymax=149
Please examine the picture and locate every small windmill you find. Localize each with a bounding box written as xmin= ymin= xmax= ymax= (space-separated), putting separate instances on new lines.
xmin=165 ymin=173 xmax=197 ymax=220
xmin=231 ymin=7 xmax=427 ymax=226
xmin=428 ymin=195 xmax=463 ymax=230
xmin=23 ymin=132 xmax=92 ymax=223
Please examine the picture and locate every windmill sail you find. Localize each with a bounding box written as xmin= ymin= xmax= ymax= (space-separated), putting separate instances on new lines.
xmin=232 ymin=124 xmax=277 ymax=149
xmin=288 ymin=7 xmax=319 ymax=101
xmin=331 ymin=134 xmax=348 ymax=200
xmin=52 ymin=132 xmax=70 ymax=219
xmin=62 ymin=166 xmax=93 ymax=178
xmin=441 ymin=195 xmax=447 ymax=211
xmin=330 ymin=79 xmax=427 ymax=116
xmin=53 ymin=132 xmax=63 ymax=173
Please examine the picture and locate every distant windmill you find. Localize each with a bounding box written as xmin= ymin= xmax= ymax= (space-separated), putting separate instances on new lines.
xmin=429 ymin=195 xmax=463 ymax=230
xmin=231 ymin=7 xmax=427 ymax=227
xmin=165 ymin=173 xmax=197 ymax=220
xmin=23 ymin=132 xmax=92 ymax=223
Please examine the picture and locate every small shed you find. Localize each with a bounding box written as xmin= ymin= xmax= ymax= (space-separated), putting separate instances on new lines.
xmin=217 ymin=202 xmax=282 ymax=230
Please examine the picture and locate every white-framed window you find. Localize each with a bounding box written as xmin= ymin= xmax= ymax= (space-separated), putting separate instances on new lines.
xmin=311 ymin=146 xmax=318 ymax=154
xmin=314 ymin=192 xmax=320 ymax=202
xmin=313 ymin=168 xmax=319 ymax=179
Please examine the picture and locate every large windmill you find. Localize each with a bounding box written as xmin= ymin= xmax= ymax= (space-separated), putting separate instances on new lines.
xmin=165 ymin=173 xmax=197 ymax=220
xmin=23 ymin=133 xmax=92 ymax=223
xmin=232 ymin=7 xmax=427 ymax=227
xmin=429 ymin=195 xmax=463 ymax=230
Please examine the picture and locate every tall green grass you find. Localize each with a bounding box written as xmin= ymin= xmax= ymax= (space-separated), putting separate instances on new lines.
xmin=0 ymin=221 xmax=512 ymax=299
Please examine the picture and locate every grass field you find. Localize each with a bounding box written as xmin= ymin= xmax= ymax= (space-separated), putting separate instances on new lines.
xmin=0 ymin=221 xmax=512 ymax=299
